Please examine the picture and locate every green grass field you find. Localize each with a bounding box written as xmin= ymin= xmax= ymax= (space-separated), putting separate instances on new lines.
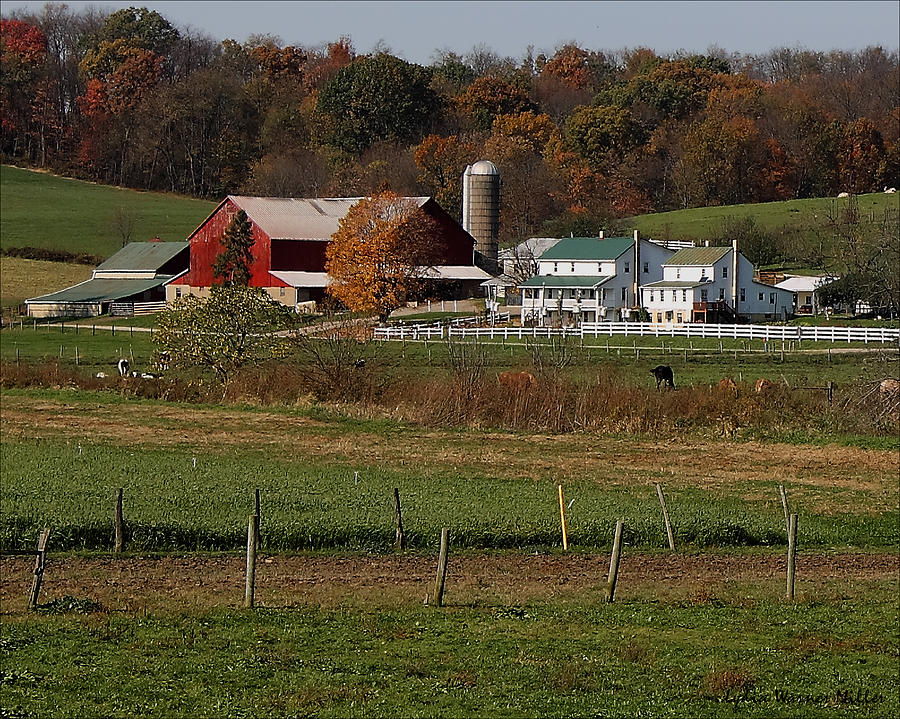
xmin=0 ymin=165 xmax=216 ymax=258
xmin=2 ymin=588 xmax=896 ymax=719
xmin=626 ymin=193 xmax=900 ymax=245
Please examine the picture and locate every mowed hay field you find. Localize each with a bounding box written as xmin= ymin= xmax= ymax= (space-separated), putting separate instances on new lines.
xmin=0 ymin=257 xmax=93 ymax=309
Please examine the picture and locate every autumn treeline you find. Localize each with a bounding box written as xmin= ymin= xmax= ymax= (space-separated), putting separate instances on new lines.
xmin=2 ymin=5 xmax=898 ymax=246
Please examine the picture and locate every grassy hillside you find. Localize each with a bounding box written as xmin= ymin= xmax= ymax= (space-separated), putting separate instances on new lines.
xmin=0 ymin=165 xmax=216 ymax=258
xmin=0 ymin=257 xmax=93 ymax=308
xmin=626 ymin=193 xmax=899 ymax=244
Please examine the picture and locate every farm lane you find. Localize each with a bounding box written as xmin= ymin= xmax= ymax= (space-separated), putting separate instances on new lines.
xmin=1 ymin=394 xmax=896 ymax=513
xmin=2 ymin=552 xmax=896 ymax=614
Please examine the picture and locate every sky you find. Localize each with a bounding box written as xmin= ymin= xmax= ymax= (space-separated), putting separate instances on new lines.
xmin=3 ymin=0 xmax=899 ymax=63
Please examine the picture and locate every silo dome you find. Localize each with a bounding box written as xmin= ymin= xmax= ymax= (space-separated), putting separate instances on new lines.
xmin=469 ymin=160 xmax=500 ymax=176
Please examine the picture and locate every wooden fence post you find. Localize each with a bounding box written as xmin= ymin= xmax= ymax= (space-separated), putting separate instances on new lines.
xmin=254 ymin=489 xmax=262 ymax=548
xmin=605 ymin=520 xmax=624 ymax=603
xmin=558 ymin=484 xmax=569 ymax=551
xmin=28 ymin=528 xmax=51 ymax=610
xmin=655 ymin=483 xmax=675 ymax=551
xmin=114 ymin=488 xmax=124 ymax=553
xmin=433 ymin=528 xmax=450 ymax=607
xmin=786 ymin=513 xmax=798 ymax=601
xmin=245 ymin=514 xmax=259 ymax=608
xmin=393 ymin=488 xmax=405 ymax=551
xmin=778 ymin=484 xmax=790 ymax=536
xmin=827 ymin=381 xmax=834 ymax=405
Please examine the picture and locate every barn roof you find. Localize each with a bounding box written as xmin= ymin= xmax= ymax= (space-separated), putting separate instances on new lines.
xmin=229 ymin=196 xmax=431 ymax=240
xmin=26 ymin=276 xmax=177 ymax=304
xmin=94 ymin=242 xmax=188 ymax=272
xmin=538 ymin=236 xmax=633 ymax=261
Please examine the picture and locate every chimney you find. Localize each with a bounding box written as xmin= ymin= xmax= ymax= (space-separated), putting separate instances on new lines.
xmin=732 ymin=237 xmax=739 ymax=316
xmin=632 ymin=229 xmax=640 ymax=307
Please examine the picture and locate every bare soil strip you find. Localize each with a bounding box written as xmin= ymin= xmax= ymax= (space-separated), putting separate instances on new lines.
xmin=2 ymin=552 xmax=896 ymax=614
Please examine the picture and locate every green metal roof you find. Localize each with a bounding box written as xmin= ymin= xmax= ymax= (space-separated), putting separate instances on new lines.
xmin=26 ymin=276 xmax=175 ymax=304
xmin=664 ymin=247 xmax=730 ymax=266
xmin=519 ymin=275 xmax=613 ymax=289
xmin=538 ymin=236 xmax=632 ymax=261
xmin=94 ymin=242 xmax=188 ymax=272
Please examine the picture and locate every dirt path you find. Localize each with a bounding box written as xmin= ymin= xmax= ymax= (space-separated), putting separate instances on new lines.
xmin=2 ymin=552 xmax=896 ymax=614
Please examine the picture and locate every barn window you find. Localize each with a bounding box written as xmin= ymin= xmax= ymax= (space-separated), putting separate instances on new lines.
xmin=175 ymin=287 xmax=182 ymax=298
xmin=279 ymin=287 xmax=285 ymax=297
xmin=570 ymin=262 xmax=575 ymax=272
xmin=553 ymin=263 xmax=558 ymax=273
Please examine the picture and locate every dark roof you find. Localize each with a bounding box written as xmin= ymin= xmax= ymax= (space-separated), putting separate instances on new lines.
xmin=26 ymin=276 xmax=176 ymax=304
xmin=538 ymin=236 xmax=633 ymax=261
xmin=94 ymin=242 xmax=188 ymax=272
xmin=519 ymin=275 xmax=614 ymax=289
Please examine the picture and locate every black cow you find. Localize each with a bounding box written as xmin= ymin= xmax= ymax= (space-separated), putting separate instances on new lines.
xmin=650 ymin=365 xmax=675 ymax=390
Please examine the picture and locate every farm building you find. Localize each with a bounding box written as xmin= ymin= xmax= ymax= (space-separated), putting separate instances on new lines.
xmin=774 ymin=275 xmax=836 ymax=315
xmin=25 ymin=241 xmax=188 ymax=318
xmin=518 ymin=232 xmax=675 ymax=325
xmin=168 ymin=195 xmax=492 ymax=309
xmin=641 ymin=241 xmax=795 ymax=323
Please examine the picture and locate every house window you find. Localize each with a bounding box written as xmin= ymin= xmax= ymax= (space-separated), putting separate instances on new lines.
xmin=650 ymin=291 xmax=654 ymax=302
xmin=547 ymin=289 xmax=555 ymax=299
xmin=701 ymin=289 xmax=708 ymax=301
xmin=682 ymin=289 xmax=687 ymax=302
xmin=677 ymin=313 xmax=683 ymax=323
xmin=722 ymin=266 xmax=728 ymax=278
xmin=719 ymin=288 xmax=725 ymax=300
xmin=602 ymin=288 xmax=608 ymax=301
xmin=656 ymin=313 xmax=663 ymax=323
xmin=758 ymin=292 xmax=764 ymax=301
xmin=740 ymin=288 xmax=745 ymax=302
xmin=769 ymin=293 xmax=776 ymax=304
xmin=643 ymin=262 xmax=649 ymax=273
xmin=676 ymin=268 xmax=681 ymax=279
xmin=621 ymin=287 xmax=626 ymax=301
xmin=665 ymin=311 xmax=673 ymax=322
xmin=624 ymin=262 xmax=630 ymax=274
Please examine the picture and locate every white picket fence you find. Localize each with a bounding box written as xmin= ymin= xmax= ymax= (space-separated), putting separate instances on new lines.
xmin=373 ymin=321 xmax=900 ymax=344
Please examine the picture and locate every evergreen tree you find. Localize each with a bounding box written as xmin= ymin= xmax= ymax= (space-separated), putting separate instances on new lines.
xmin=213 ymin=209 xmax=255 ymax=286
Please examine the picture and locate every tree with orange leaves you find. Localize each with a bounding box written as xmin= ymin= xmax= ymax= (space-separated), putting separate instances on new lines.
xmin=326 ymin=192 xmax=444 ymax=321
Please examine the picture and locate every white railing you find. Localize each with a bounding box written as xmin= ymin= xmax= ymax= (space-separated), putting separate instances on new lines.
xmin=109 ymin=301 xmax=167 ymax=316
xmin=373 ymin=321 xmax=900 ymax=344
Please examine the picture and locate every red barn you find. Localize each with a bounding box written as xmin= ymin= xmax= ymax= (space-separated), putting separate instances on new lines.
xmin=167 ymin=195 xmax=492 ymax=308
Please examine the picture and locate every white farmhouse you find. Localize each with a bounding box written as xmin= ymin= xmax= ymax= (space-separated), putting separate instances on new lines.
xmin=519 ymin=232 xmax=674 ymax=325
xmin=640 ymin=241 xmax=795 ymax=323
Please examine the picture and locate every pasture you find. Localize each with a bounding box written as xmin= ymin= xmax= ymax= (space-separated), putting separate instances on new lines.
xmin=0 ymin=257 xmax=93 ymax=310
xmin=0 ymin=165 xmax=215 ymax=258
xmin=626 ymin=192 xmax=899 ymax=246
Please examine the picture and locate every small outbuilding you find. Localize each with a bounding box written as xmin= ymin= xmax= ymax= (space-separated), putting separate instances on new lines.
xmin=25 ymin=241 xmax=188 ymax=318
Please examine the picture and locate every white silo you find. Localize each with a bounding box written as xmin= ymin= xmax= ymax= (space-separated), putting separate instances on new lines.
xmin=462 ymin=160 xmax=501 ymax=270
